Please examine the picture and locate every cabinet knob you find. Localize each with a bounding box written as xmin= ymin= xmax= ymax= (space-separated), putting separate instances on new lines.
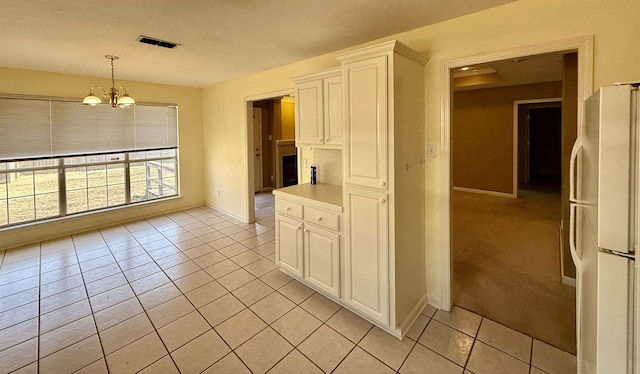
xmin=285 ymin=207 xmax=290 ymax=211
xmin=297 ymin=226 xmax=302 ymax=230
xmin=304 ymin=229 xmax=309 ymax=233
xmin=379 ymin=198 xmax=386 ymax=204
xmin=318 ymin=139 xmax=323 ymax=143
xmin=316 ymin=217 xmax=322 ymax=221
xmin=380 ymin=181 xmax=386 ymax=187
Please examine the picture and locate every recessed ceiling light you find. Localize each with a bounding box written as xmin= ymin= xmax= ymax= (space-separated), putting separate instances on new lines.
xmin=452 ymin=66 xmax=497 ymax=78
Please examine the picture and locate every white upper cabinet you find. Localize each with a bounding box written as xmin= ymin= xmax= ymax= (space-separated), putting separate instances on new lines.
xmin=323 ymin=74 xmax=343 ymax=148
xmin=293 ymin=68 xmax=342 ymax=149
xmin=294 ymin=79 xmax=323 ymax=146
xmin=342 ymin=55 xmax=388 ymax=189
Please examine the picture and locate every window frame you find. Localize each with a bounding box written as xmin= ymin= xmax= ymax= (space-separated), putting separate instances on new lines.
xmin=0 ymin=148 xmax=179 ymax=229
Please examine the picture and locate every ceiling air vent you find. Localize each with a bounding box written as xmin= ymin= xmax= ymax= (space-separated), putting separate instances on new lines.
xmin=136 ymin=35 xmax=180 ymax=49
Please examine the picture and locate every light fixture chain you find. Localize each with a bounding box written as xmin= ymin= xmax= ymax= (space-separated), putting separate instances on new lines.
xmin=111 ymin=56 xmax=116 ymax=89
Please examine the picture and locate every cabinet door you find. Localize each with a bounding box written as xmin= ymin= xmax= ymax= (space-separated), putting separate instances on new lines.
xmin=295 ymin=80 xmax=324 ymax=147
xmin=323 ymin=75 xmax=343 ymax=148
xmin=275 ymin=215 xmax=304 ymax=277
xmin=304 ymin=225 xmax=340 ymax=298
xmin=344 ymin=187 xmax=389 ymax=324
xmin=343 ymin=56 xmax=388 ymax=189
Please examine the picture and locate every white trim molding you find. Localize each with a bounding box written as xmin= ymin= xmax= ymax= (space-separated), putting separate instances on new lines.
xmin=439 ymin=35 xmax=594 ymax=311
xmin=512 ymin=97 xmax=563 ymax=197
xmin=453 ymin=186 xmax=515 ymax=198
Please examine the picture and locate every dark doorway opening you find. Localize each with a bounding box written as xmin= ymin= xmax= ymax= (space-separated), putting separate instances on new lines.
xmin=282 ymin=155 xmax=298 ymax=187
xmin=530 ymin=107 xmax=562 ymax=186
xmin=518 ymin=102 xmax=563 ymax=193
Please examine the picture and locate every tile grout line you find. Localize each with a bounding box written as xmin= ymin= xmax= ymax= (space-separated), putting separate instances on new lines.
xmin=162 ymin=209 xmax=265 ymax=373
xmin=118 ymin=209 xmax=271 ymax=372
xmin=396 ymin=316 xmax=431 ymax=373
xmin=36 ymin=242 xmax=41 ymax=374
xmin=404 ymin=310 xmax=471 ymax=371
xmin=104 ymin=213 xmax=206 ymax=373
xmin=68 ymin=233 xmax=111 ymax=373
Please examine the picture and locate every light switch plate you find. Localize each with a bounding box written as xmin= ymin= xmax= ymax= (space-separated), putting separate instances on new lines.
xmin=427 ymin=144 xmax=437 ymax=158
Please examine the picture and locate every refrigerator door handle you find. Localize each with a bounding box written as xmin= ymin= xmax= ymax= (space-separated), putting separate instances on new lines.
xmin=569 ymin=202 xmax=582 ymax=271
xmin=569 ymin=136 xmax=587 ymax=204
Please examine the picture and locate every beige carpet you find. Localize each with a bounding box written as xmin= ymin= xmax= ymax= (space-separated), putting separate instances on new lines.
xmin=452 ymin=188 xmax=576 ymax=354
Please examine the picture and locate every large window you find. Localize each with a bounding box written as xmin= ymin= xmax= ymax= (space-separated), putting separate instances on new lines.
xmin=0 ymin=150 xmax=178 ymax=227
xmin=0 ymin=95 xmax=179 ymax=228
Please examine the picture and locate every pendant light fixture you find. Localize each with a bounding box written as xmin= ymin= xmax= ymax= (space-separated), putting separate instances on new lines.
xmin=83 ymin=55 xmax=135 ymax=108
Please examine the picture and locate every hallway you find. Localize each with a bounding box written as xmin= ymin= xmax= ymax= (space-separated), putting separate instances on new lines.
xmin=452 ymin=188 xmax=576 ymax=354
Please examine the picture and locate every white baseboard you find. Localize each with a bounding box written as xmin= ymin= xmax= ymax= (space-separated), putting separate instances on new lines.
xmin=562 ymin=275 xmax=577 ymax=287
xmin=452 ymin=186 xmax=515 ymax=198
xmin=204 ymin=203 xmax=248 ymax=223
xmin=398 ymin=294 xmax=429 ymax=338
xmin=427 ymin=295 xmax=443 ymax=311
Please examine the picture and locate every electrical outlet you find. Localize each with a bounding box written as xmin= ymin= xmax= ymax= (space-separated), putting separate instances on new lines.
xmin=427 ymin=144 xmax=437 ymax=158
xmin=270 ymin=175 xmax=274 ymax=181
xmin=303 ymin=159 xmax=307 ymax=168
xmin=268 ymin=135 xmax=272 ymax=140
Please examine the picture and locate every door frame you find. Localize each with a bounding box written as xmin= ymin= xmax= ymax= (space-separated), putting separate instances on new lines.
xmin=253 ymin=107 xmax=264 ymax=193
xmin=244 ymin=89 xmax=294 ymax=223
xmin=439 ymin=36 xmax=594 ymax=310
xmin=513 ymin=97 xmax=562 ymax=196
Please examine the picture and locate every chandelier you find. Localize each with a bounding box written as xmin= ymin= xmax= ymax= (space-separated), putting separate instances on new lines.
xmin=82 ymin=55 xmax=135 ymax=108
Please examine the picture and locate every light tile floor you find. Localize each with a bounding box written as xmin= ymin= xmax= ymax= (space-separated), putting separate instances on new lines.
xmin=0 ymin=193 xmax=577 ymax=373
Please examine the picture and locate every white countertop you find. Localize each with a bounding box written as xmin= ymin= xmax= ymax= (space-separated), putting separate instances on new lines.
xmin=272 ymin=183 xmax=343 ymax=212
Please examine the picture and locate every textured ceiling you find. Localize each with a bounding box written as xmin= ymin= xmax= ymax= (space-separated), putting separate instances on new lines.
xmin=0 ymin=0 xmax=517 ymax=87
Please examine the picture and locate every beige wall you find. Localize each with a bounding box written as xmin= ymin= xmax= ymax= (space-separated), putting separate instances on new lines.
xmin=0 ymin=67 xmax=204 ymax=250
xmin=281 ymin=100 xmax=295 ymax=140
xmin=561 ymin=53 xmax=579 ymax=279
xmin=453 ymin=82 xmax=562 ymax=194
xmin=202 ymin=0 xmax=640 ymax=305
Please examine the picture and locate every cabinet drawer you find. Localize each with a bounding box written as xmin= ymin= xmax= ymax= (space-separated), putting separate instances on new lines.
xmin=304 ymin=206 xmax=340 ymax=231
xmin=276 ymin=199 xmax=303 ymax=219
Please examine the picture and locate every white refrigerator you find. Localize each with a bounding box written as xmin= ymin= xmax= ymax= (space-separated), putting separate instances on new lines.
xmin=570 ymin=84 xmax=639 ymax=373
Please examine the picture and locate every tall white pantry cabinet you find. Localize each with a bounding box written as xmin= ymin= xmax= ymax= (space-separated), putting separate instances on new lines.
xmin=275 ymin=40 xmax=428 ymax=338
xmin=337 ymin=41 xmax=428 ymax=335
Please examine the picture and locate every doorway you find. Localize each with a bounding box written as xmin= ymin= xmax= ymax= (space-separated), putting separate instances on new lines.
xmin=440 ymin=37 xmax=593 ymax=308
xmin=244 ymin=90 xmax=296 ymax=223
xmin=517 ymin=100 xmax=563 ymax=191
xmin=448 ymin=48 xmax=586 ymax=354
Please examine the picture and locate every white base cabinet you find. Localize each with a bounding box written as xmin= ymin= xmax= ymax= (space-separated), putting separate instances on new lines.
xmin=275 ymin=215 xmax=304 ymax=278
xmin=304 ymin=225 xmax=340 ymax=297
xmin=274 ymin=184 xmax=343 ymax=300
xmin=343 ymin=187 xmax=389 ymax=324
